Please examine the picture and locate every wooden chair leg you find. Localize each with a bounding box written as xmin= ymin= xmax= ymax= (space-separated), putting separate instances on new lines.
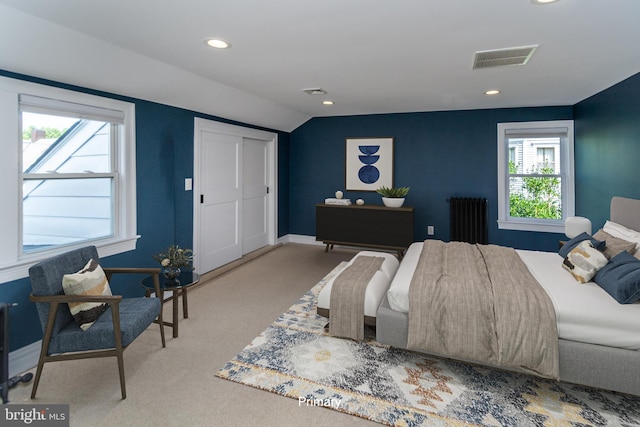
xmin=111 ymin=303 xmax=126 ymax=399
xmin=158 ymin=310 xmax=166 ymax=347
xmin=172 ymin=293 xmax=179 ymax=338
xmin=30 ymin=356 xmax=45 ymax=399
xmin=116 ymin=350 xmax=126 ymax=400
xmin=155 ymin=279 xmax=166 ymax=347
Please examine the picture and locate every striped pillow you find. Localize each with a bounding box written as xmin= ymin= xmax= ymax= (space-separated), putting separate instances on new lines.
xmin=62 ymin=259 xmax=112 ymax=330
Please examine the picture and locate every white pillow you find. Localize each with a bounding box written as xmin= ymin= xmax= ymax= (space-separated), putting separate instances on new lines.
xmin=603 ymin=220 xmax=640 ymax=255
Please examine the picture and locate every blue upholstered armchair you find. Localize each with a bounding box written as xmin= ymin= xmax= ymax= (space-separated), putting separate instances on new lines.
xmin=28 ymin=246 xmax=165 ymax=399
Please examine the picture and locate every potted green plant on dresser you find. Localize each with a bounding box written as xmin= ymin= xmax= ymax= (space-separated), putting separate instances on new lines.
xmin=376 ymin=186 xmax=410 ymax=207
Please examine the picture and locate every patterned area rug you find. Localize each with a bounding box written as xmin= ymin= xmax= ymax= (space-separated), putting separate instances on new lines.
xmin=216 ymin=264 xmax=640 ymax=426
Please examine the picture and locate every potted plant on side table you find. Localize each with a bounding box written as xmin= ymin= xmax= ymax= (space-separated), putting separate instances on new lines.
xmin=376 ymin=186 xmax=410 ymax=207
xmin=153 ymin=244 xmax=194 ymax=280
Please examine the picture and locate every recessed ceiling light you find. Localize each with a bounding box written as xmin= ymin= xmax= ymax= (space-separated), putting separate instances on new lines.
xmin=322 ymin=100 xmax=334 ymax=105
xmin=485 ymin=89 xmax=500 ymax=95
xmin=205 ymin=38 xmax=231 ymax=49
xmin=531 ymin=0 xmax=559 ymax=4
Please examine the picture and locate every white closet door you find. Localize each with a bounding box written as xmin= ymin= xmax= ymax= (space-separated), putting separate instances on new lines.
xmin=194 ymin=118 xmax=277 ymax=274
xmin=242 ymin=138 xmax=269 ymax=254
xmin=198 ymin=130 xmax=242 ymax=272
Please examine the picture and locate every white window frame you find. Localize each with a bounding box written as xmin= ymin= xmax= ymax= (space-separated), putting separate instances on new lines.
xmin=0 ymin=76 xmax=138 ymax=282
xmin=497 ymin=120 xmax=574 ymax=233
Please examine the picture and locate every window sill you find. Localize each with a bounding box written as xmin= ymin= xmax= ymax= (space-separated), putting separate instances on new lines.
xmin=497 ymin=220 xmax=565 ymax=234
xmin=0 ymin=236 xmax=139 ymax=284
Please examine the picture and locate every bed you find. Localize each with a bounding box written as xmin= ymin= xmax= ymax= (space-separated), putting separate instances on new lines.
xmin=376 ymin=196 xmax=640 ymax=396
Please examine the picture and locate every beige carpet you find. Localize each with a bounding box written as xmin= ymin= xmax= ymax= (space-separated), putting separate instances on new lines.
xmin=9 ymin=243 xmax=379 ymax=427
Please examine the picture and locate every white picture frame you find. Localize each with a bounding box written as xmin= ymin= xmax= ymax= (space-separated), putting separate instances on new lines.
xmin=345 ymin=137 xmax=394 ymax=191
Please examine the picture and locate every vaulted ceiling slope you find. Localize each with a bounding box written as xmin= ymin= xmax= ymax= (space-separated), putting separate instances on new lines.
xmin=1 ymin=0 xmax=639 ymax=132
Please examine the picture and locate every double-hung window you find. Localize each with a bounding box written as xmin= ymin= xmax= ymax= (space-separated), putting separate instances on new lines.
xmin=21 ymin=95 xmax=122 ymax=253
xmin=0 ymin=77 xmax=137 ymax=282
xmin=497 ymin=120 xmax=574 ymax=233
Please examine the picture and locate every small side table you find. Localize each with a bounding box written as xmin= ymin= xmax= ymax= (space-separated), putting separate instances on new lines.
xmin=141 ymin=271 xmax=200 ymax=338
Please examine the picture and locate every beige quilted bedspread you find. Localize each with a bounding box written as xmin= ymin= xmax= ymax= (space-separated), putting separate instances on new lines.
xmin=407 ymin=240 xmax=559 ymax=379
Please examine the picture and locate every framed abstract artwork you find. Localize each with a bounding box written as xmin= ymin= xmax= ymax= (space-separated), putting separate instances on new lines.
xmin=345 ymin=137 xmax=394 ymax=191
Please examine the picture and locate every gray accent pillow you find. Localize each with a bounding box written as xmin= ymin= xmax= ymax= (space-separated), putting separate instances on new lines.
xmin=593 ymin=229 xmax=637 ymax=259
xmin=559 ymin=232 xmax=605 ymax=258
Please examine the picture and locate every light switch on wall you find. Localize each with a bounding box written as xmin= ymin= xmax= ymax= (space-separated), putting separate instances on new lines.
xmin=185 ymin=178 xmax=193 ymax=191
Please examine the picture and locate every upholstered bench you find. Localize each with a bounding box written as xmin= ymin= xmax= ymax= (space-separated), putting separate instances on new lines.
xmin=317 ymin=251 xmax=399 ymax=327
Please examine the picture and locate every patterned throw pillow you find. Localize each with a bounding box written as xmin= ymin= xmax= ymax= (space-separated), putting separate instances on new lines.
xmin=562 ymin=240 xmax=609 ymax=283
xmin=62 ymin=259 xmax=112 ymax=330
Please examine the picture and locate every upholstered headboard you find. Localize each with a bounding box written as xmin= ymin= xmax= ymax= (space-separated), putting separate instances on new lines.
xmin=610 ymin=197 xmax=640 ymax=231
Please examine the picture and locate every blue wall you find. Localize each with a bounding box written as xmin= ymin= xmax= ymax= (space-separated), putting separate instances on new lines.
xmin=278 ymin=133 xmax=291 ymax=236
xmin=574 ymin=72 xmax=640 ymax=228
xmin=289 ymin=107 xmax=573 ymax=250
xmin=0 ymin=70 xmax=288 ymax=351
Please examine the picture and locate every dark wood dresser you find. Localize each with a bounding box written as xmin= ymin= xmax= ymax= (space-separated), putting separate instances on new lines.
xmin=315 ymin=204 xmax=414 ymax=258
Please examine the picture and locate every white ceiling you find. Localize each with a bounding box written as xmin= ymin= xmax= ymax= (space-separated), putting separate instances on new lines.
xmin=1 ymin=0 xmax=639 ymax=132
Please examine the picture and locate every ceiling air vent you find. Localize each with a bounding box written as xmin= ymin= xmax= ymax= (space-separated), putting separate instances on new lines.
xmin=302 ymin=88 xmax=327 ymax=95
xmin=472 ymin=45 xmax=538 ymax=69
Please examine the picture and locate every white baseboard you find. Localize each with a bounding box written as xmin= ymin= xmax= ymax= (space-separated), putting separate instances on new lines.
xmin=276 ymin=235 xmax=290 ymax=244
xmin=282 ymin=234 xmax=324 ymax=246
xmin=9 ymin=340 xmax=40 ymax=377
